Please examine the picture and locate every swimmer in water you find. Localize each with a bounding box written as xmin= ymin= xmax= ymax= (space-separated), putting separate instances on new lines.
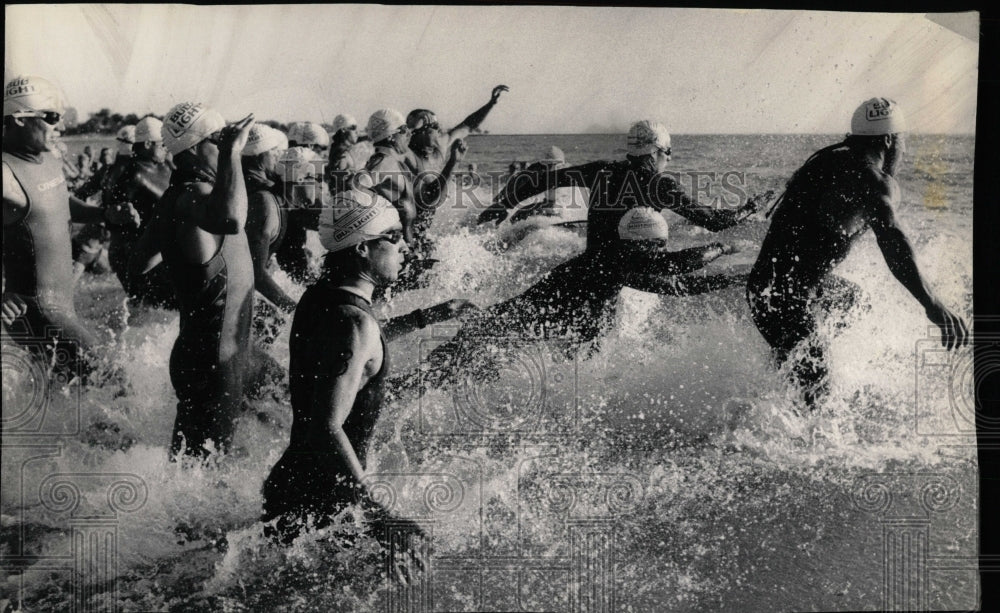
xmin=105 ymin=116 xmax=176 ymax=308
xmin=509 ymin=145 xmax=570 ymax=224
xmin=480 ymin=119 xmax=773 ymax=266
xmin=396 ymin=207 xmax=747 ymax=394
xmin=242 ymin=124 xmax=297 ymax=347
xmin=2 ymin=75 xmax=111 ymax=381
xmin=746 ymin=98 xmax=969 ymax=409
xmin=132 ymin=102 xmax=256 ymax=459
xmin=262 ymin=187 xmax=474 ymax=573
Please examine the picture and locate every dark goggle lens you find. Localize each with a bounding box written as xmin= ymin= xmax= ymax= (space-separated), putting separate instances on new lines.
xmin=41 ymin=111 xmax=62 ymax=125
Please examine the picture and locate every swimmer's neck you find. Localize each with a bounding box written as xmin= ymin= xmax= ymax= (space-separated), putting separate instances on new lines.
xmin=331 ymin=274 xmax=375 ymax=303
xmin=2 ymin=139 xmax=45 ymax=162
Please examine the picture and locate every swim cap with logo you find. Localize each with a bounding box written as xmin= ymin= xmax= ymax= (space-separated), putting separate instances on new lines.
xmin=4 ymin=75 xmax=66 ymax=116
xmin=626 ymin=120 xmax=671 ymax=156
xmin=851 ymin=97 xmax=906 ymax=135
xmin=274 ymin=146 xmax=321 ymax=183
xmin=618 ymin=207 xmax=669 ymax=241
xmin=367 ymin=108 xmax=406 ymax=144
xmin=134 ymin=117 xmax=163 ymax=143
xmin=319 ymin=188 xmax=401 ymax=253
xmin=296 ymin=122 xmax=330 ymax=148
xmin=333 ymin=114 xmax=357 ymax=134
xmin=406 ymin=109 xmax=439 ymax=131
xmin=242 ymin=124 xmax=288 ymax=157
xmin=162 ymin=102 xmax=226 ymax=155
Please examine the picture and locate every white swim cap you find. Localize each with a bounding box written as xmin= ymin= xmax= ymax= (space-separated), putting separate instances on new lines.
xmin=626 ymin=120 xmax=671 ymax=156
xmin=540 ymin=145 xmax=565 ymax=164
xmin=333 ymin=113 xmax=357 ymax=133
xmin=274 ymin=146 xmax=321 ymax=183
xmin=243 ymin=124 xmax=288 ymax=157
xmin=367 ymin=108 xmax=406 ymax=144
xmin=296 ymin=122 xmax=330 ymax=148
xmin=851 ymin=97 xmax=906 ymax=135
xmin=319 ymin=188 xmax=401 ymax=253
xmin=162 ymin=102 xmax=226 ymax=155
xmin=117 ymin=125 xmax=137 ymax=144
xmin=4 ymin=75 xmax=66 ymax=116
xmin=618 ymin=207 xmax=669 ymax=241
xmin=134 ymin=117 xmax=162 ymax=143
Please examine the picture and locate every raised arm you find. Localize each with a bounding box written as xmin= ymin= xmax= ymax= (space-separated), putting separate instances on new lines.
xmin=864 ymin=173 xmax=969 ymax=349
xmin=415 ymin=139 xmax=468 ymax=211
xmin=177 ymin=115 xmax=255 ymax=235
xmin=246 ymin=192 xmax=297 ymax=313
xmin=446 ymin=85 xmax=508 ymax=143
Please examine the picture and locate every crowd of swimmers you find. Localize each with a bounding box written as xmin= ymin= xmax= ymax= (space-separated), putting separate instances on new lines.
xmin=2 ymin=75 xmax=969 ymax=565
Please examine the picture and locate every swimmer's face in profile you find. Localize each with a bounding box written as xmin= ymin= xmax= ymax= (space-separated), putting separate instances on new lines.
xmin=653 ymin=145 xmax=672 ymax=173
xmin=362 ymin=224 xmax=408 ymax=284
xmin=10 ymin=110 xmax=62 ymax=152
xmin=343 ymin=125 xmax=358 ymax=145
xmin=408 ymin=129 xmax=437 ymax=157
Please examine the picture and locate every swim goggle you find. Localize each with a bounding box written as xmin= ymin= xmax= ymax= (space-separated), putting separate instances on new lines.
xmin=361 ymin=229 xmax=405 ymax=245
xmin=11 ymin=110 xmax=62 ymax=126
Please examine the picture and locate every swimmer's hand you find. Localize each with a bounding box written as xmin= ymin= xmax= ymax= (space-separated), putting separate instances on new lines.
xmin=741 ymin=190 xmax=776 ymax=219
xmin=926 ymin=301 xmax=970 ymax=350
xmin=450 ymin=138 xmax=469 ymax=161
xmin=216 ymin=114 xmax=256 ymax=154
xmin=491 ymin=84 xmax=510 ymax=103
xmin=105 ymin=201 xmax=141 ymax=229
xmin=478 ymin=203 xmax=509 ymax=226
xmin=425 ymin=299 xmax=479 ymax=324
xmin=1 ymin=293 xmax=28 ymax=326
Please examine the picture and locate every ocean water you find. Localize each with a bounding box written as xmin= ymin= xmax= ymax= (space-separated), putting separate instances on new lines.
xmin=1 ymin=133 xmax=976 ymax=611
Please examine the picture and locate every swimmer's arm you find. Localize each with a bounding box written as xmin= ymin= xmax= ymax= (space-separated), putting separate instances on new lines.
xmin=383 ymin=299 xmax=479 ymax=341
xmin=323 ymin=312 xmax=381 ymax=483
xmin=371 ymin=175 xmax=417 ymax=243
xmin=654 ymin=175 xmax=752 ymax=231
xmin=446 ymin=84 xmax=508 ymax=142
xmin=864 ymin=179 xmax=942 ymax=313
xmin=647 ymin=243 xmax=732 ymax=275
xmin=482 ymin=163 xmax=593 ymax=223
xmin=246 ymin=193 xmax=297 ymax=313
xmin=415 ymin=140 xmax=464 ymax=210
xmin=73 ymin=172 xmax=104 ymax=201
xmin=69 ymin=194 xmax=105 ymax=223
xmin=128 ymin=210 xmax=164 ymax=277
xmin=627 ymin=271 xmax=749 ymax=296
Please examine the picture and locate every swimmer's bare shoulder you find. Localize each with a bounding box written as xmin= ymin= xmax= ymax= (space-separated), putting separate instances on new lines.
xmin=2 ymin=161 xmax=28 ymax=220
xmin=322 ymin=303 xmax=384 ymax=383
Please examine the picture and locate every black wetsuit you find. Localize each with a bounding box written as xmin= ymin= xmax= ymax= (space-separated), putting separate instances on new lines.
xmin=325 ymin=139 xmax=355 ymax=196
xmin=245 ymin=169 xmax=288 ymax=347
xmin=104 ymin=156 xmax=176 ymax=308
xmin=2 ymin=150 xmax=99 ymax=378
xmin=159 ymin=167 xmax=255 ymax=457
xmin=262 ymin=283 xmax=388 ymax=542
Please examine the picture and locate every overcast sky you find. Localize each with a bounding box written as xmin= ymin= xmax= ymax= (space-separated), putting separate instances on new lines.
xmin=4 ymin=5 xmax=979 ymax=134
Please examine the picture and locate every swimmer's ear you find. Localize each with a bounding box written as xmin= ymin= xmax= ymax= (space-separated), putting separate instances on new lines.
xmin=882 ymin=134 xmax=893 ymax=149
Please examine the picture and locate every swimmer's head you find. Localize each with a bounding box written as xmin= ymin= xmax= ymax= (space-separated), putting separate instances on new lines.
xmin=274 ymin=146 xmax=320 ymax=183
xmin=132 ymin=117 xmax=167 ymax=163
xmin=539 ymin=145 xmax=566 ymax=168
xmin=116 ymin=125 xmax=137 ymax=155
xmin=849 ymin=98 xmax=908 ymax=176
xmin=626 ymin=120 xmax=672 ymax=172
xmin=618 ymin=207 xmax=669 ymax=243
xmin=292 ymin=122 xmax=330 ymax=156
xmin=333 ymin=114 xmax=359 ymax=143
xmin=242 ymin=124 xmax=288 ymax=177
xmin=406 ymin=109 xmax=440 ymax=133
xmin=4 ymin=75 xmax=67 ymax=152
xmin=319 ymin=188 xmax=408 ymax=285
xmin=162 ymin=102 xmax=226 ymax=157
xmin=367 ymin=109 xmax=410 ymax=152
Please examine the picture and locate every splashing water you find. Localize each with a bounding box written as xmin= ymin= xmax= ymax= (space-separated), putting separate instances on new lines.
xmin=2 ymin=134 xmax=975 ymax=611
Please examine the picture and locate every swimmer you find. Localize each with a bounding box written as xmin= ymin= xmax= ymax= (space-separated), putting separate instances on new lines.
xmin=326 ymin=113 xmax=364 ymax=195
xmin=480 ymin=120 xmax=772 ymax=266
xmin=746 ymin=98 xmax=969 ymax=408
xmin=2 ymin=75 xmax=108 ymax=380
xmin=105 ymin=116 xmax=176 ymax=308
xmin=133 ymin=102 xmax=255 ymax=459
xmin=272 ymin=145 xmax=324 ymax=285
xmin=242 ymin=124 xmax=297 ymax=347
xmin=397 ymin=207 xmax=746 ymax=394
xmin=262 ymin=187 xmax=473 ymax=568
